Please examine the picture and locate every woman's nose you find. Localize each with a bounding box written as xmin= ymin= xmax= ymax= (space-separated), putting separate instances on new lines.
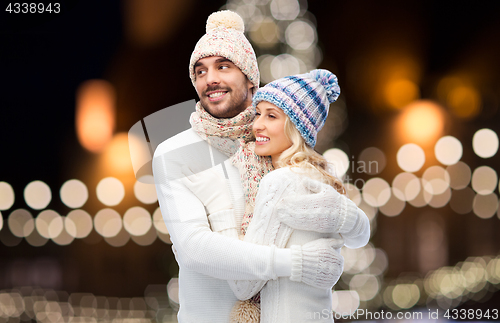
xmin=253 ymin=115 xmax=264 ymax=132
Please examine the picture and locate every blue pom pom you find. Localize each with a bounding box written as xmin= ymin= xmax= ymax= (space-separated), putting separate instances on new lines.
xmin=309 ymin=69 xmax=341 ymax=103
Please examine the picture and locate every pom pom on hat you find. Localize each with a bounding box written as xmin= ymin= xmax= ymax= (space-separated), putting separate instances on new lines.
xmin=252 ymin=69 xmax=341 ymax=147
xmin=189 ymin=11 xmax=259 ymax=90
xmin=309 ymin=69 xmax=341 ymax=103
xmin=206 ymin=10 xmax=244 ymax=33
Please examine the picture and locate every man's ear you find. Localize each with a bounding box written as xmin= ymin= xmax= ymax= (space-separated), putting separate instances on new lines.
xmin=247 ymin=78 xmax=255 ymax=94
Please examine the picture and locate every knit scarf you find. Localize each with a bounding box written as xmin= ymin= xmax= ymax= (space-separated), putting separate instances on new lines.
xmin=190 ymin=101 xmax=274 ymax=234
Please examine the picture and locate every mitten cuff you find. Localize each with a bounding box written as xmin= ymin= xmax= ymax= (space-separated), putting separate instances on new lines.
xmin=339 ymin=199 xmax=359 ymax=234
xmin=289 ymin=245 xmax=303 ymax=282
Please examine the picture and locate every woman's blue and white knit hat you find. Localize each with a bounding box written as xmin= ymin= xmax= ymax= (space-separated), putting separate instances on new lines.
xmin=252 ymin=69 xmax=340 ymax=147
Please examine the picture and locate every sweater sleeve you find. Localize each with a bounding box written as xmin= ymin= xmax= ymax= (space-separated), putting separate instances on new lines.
xmin=274 ymin=174 xmax=370 ymax=248
xmin=152 ymin=145 xmax=291 ymax=281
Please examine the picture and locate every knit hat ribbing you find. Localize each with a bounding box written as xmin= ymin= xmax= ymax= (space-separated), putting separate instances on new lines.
xmin=252 ymin=69 xmax=340 ymax=147
xmin=189 ymin=11 xmax=260 ymax=90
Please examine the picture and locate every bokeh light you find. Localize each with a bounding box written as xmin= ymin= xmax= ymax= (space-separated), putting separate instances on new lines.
xmin=392 ymin=172 xmax=421 ymax=201
xmin=323 ymin=148 xmax=349 ymax=178
xmin=257 ymin=54 xmax=275 ymax=84
xmin=24 ymin=181 xmax=52 ymax=210
xmin=25 ymin=227 xmax=48 ymax=247
xmin=473 ymin=194 xmax=498 ymax=219
xmin=427 ymin=187 xmax=452 ymax=208
xmin=344 ymin=183 xmax=361 ymax=206
xmin=397 ymin=100 xmax=444 ymax=145
xmin=331 ymin=291 xmax=360 ymax=315
xmin=35 ymin=210 xmax=63 ymax=239
xmin=362 ymin=178 xmax=391 ymax=207
xmin=60 ymin=179 xmax=88 ymax=209
xmin=384 ymin=78 xmax=419 ymax=109
xmin=152 ymin=207 xmax=169 ymax=235
xmin=422 ymin=166 xmax=450 ymax=195
xmin=65 ymin=210 xmax=93 ymax=239
xmin=123 ymin=207 xmax=152 ymax=236
xmin=134 ymin=176 xmax=158 ymax=204
xmin=105 ymin=226 xmax=130 ymax=247
xmin=76 ymin=80 xmax=115 ymax=153
xmin=130 ymin=225 xmax=157 ymax=246
xmin=349 ymin=274 xmax=379 ymax=301
xmin=392 ymin=284 xmax=420 ymax=309
xmin=103 ymin=132 xmax=134 ymax=174
xmin=408 ymin=179 xmax=428 ymax=208
xmin=447 ymin=162 xmax=471 ymax=189
xmin=471 ymin=166 xmax=498 ymax=195
xmin=52 ymin=226 xmax=75 ymax=246
xmin=450 ymin=187 xmax=475 ymax=214
xmin=285 ymin=21 xmax=316 ymax=50
xmin=435 ymin=136 xmax=463 ymax=165
xmin=473 ymin=129 xmax=499 ymax=158
xmin=358 ymin=200 xmax=378 ymax=222
xmin=270 ymin=0 xmax=300 ymax=20
xmin=270 ymin=54 xmax=304 ymax=80
xmin=96 ymin=177 xmax=125 ymax=206
xmin=249 ymin=17 xmax=279 ymax=48
xmin=8 ymin=209 xmax=34 ymax=238
xmin=94 ymin=209 xmax=123 ymax=238
xmin=0 ymin=182 xmax=15 ymax=210
xmin=358 ymin=147 xmax=386 ymax=175
xmin=397 ymin=143 xmax=425 ymax=172
xmin=438 ymin=76 xmax=481 ymax=119
xmin=379 ymin=194 xmax=405 ymax=217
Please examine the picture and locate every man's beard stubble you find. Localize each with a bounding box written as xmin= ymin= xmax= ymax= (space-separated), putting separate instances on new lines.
xmin=200 ymin=85 xmax=251 ymax=119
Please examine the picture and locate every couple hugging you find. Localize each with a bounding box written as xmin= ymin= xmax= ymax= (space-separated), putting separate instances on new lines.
xmin=152 ymin=10 xmax=370 ymax=323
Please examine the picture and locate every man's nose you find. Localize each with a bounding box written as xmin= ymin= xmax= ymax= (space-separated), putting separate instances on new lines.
xmin=205 ymin=68 xmax=220 ymax=85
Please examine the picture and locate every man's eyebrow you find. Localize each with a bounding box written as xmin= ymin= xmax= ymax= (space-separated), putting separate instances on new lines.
xmin=215 ymin=58 xmax=232 ymax=64
xmin=194 ymin=61 xmax=204 ymax=69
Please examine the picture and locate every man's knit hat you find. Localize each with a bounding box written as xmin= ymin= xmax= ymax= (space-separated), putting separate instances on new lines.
xmin=252 ymin=69 xmax=340 ymax=147
xmin=189 ymin=11 xmax=260 ymax=90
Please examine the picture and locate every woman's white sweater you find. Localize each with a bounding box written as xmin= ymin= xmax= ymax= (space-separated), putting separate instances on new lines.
xmin=213 ymin=167 xmax=370 ymax=322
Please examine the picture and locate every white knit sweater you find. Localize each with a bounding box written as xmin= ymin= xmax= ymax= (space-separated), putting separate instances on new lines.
xmin=153 ymin=129 xmax=293 ymax=323
xmin=214 ymin=167 xmax=370 ymax=322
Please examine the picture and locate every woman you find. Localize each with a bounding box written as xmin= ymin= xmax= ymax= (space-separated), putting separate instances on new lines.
xmin=186 ymin=69 xmax=370 ymax=322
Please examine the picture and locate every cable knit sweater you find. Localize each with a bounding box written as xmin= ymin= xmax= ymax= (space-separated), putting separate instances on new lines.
xmin=211 ymin=167 xmax=370 ymax=323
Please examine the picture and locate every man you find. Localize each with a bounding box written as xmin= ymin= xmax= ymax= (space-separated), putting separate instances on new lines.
xmin=153 ymin=11 xmax=344 ymax=322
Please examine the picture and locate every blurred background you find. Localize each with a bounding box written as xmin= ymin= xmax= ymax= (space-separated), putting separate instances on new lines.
xmin=1 ymin=0 xmax=500 ymax=321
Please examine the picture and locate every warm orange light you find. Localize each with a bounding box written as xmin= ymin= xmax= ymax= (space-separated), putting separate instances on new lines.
xmin=384 ymin=78 xmax=419 ymax=109
xmin=437 ymin=76 xmax=481 ymax=119
xmin=398 ymin=100 xmax=445 ymax=145
xmin=103 ymin=132 xmax=133 ymax=175
xmin=76 ymin=80 xmax=115 ymax=153
xmin=447 ymin=86 xmax=481 ymax=118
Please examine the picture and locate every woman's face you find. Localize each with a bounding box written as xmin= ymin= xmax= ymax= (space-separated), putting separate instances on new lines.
xmin=253 ymin=101 xmax=293 ymax=165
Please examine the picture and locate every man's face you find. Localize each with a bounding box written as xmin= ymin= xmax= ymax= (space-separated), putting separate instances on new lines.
xmin=194 ymin=56 xmax=254 ymax=118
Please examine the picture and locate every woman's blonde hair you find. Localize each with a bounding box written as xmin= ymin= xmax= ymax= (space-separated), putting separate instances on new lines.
xmin=276 ymin=117 xmax=346 ymax=195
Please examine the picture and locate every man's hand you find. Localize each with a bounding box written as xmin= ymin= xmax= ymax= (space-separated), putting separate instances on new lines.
xmin=181 ymin=165 xmax=233 ymax=214
xmin=290 ymin=238 xmax=344 ymax=289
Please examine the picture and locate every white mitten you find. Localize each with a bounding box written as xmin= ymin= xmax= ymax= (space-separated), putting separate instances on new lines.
xmin=290 ymin=238 xmax=344 ymax=289
xmin=276 ymin=178 xmax=358 ymax=234
xmin=181 ymin=165 xmax=233 ymax=215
